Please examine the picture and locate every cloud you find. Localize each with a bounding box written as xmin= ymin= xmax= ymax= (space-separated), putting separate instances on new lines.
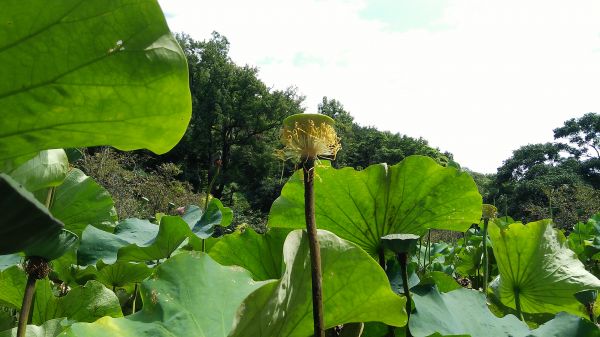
xmin=159 ymin=0 xmax=600 ymax=173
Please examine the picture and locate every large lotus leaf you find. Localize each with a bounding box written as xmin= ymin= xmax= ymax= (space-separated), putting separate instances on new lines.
xmin=24 ymin=229 xmax=78 ymax=261
xmin=0 ymin=311 xmax=15 ymax=333
xmin=50 ymin=169 xmax=117 ymax=236
xmin=568 ymin=214 xmax=600 ymax=260
xmin=0 ymin=0 xmax=191 ymax=164
xmin=117 ymin=216 xmax=192 ymax=262
xmin=78 ymin=216 xmax=190 ymax=264
xmin=0 ymin=174 xmax=64 ymax=255
xmin=60 ymin=252 xmax=270 ymax=337
xmin=409 ymin=286 xmax=530 ymax=337
xmin=96 ymin=261 xmax=152 ymax=288
xmin=8 ymin=150 xmax=68 ymax=192
xmin=268 ymin=156 xmax=482 ymax=256
xmin=419 ymin=271 xmax=461 ymax=293
xmin=489 ymin=219 xmax=600 ymax=317
xmin=182 ymin=199 xmax=233 ymax=239
xmin=409 ymin=286 xmax=600 ymax=337
xmin=77 ymin=226 xmax=131 ymax=265
xmin=208 ymin=227 xmax=291 ymax=281
xmin=529 ymin=312 xmax=600 ymax=337
xmin=229 ymin=230 xmax=407 ymax=337
xmin=0 ymin=318 xmax=67 ymax=337
xmin=0 ymin=266 xmax=26 ymax=309
xmin=0 ymin=255 xmax=22 ymax=271
xmin=32 ymin=280 xmax=122 ymax=325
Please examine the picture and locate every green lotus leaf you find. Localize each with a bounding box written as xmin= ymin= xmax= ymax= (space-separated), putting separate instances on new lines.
xmin=568 ymin=214 xmax=600 ymax=261
xmin=409 ymin=286 xmax=600 ymax=337
xmin=386 ymin=259 xmax=420 ymax=294
xmin=420 ymin=271 xmax=461 ymax=293
xmin=8 ymin=150 xmax=68 ymax=193
xmin=32 ymin=280 xmax=122 ymax=325
xmin=530 ymin=312 xmax=600 ymax=337
xmin=77 ymin=226 xmax=130 ymax=266
xmin=117 ymin=216 xmax=192 ymax=262
xmin=229 ymin=230 xmax=408 ymax=337
xmin=78 ymin=216 xmax=192 ymax=265
xmin=268 ymin=156 xmax=482 ymax=256
xmin=0 ymin=318 xmax=67 ymax=337
xmin=50 ymin=252 xmax=98 ymax=287
xmin=489 ymin=219 xmax=600 ymax=317
xmin=0 ymin=255 xmax=22 ymax=271
xmin=0 ymin=266 xmax=26 ymax=309
xmin=182 ymin=199 xmax=233 ymax=239
xmin=409 ymin=286 xmax=530 ymax=337
xmin=0 ymin=174 xmax=64 ymax=255
xmin=50 ymin=169 xmax=117 ymax=236
xmin=0 ymin=0 xmax=191 ymax=164
xmin=209 ymin=227 xmax=291 ymax=281
xmin=60 ymin=252 xmax=270 ymax=337
xmin=96 ymin=261 xmax=152 ymax=289
xmin=23 ymin=229 xmax=78 ymax=261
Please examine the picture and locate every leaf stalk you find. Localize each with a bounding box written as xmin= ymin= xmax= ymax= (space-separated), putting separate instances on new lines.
xmin=303 ymin=157 xmax=325 ymax=337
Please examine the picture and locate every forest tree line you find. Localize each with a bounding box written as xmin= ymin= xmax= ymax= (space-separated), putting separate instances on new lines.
xmin=78 ymin=32 xmax=599 ymax=230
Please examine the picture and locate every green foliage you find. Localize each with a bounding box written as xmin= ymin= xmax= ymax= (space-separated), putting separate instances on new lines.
xmin=169 ymin=33 xmax=304 ymax=209
xmin=410 ymin=286 xmax=600 ymax=337
xmin=229 ymin=230 xmax=408 ymax=336
xmin=489 ymin=219 xmax=600 ymax=317
xmin=0 ymin=174 xmax=64 ymax=255
xmin=50 ymin=168 xmax=118 ymax=236
xmin=75 ymin=148 xmax=201 ymax=220
xmin=0 ymin=0 xmax=191 ymax=163
xmin=269 ymin=156 xmax=482 ymax=256
xmin=0 ymin=267 xmax=25 ymax=309
xmin=31 ymin=280 xmax=122 ymax=325
xmin=524 ymin=184 xmax=600 ymax=231
xmin=61 ymin=252 xmax=270 ymax=337
xmin=209 ymin=228 xmax=291 ymax=281
xmin=8 ymin=150 xmax=69 ymax=193
xmin=568 ymin=213 xmax=600 ymax=275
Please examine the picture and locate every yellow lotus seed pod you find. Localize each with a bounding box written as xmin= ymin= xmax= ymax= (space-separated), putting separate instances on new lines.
xmin=482 ymin=204 xmax=497 ymax=220
xmin=280 ymin=113 xmax=341 ymax=161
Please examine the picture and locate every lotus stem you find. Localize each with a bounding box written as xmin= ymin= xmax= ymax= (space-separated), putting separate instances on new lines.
xmin=17 ymin=257 xmax=50 ymax=337
xmin=16 ymin=275 xmax=36 ymax=337
xmin=303 ymin=157 xmax=325 ymax=337
xmin=482 ymin=218 xmax=489 ymax=293
xmin=398 ymin=252 xmax=412 ymax=337
xmin=132 ymin=283 xmax=139 ymax=314
xmin=514 ymin=288 xmax=525 ymax=322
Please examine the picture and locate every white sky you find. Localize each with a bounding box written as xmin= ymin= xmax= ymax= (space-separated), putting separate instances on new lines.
xmin=158 ymin=0 xmax=600 ymax=173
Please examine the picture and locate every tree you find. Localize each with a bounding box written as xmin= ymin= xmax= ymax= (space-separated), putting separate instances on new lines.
xmin=493 ymin=143 xmax=586 ymax=227
xmin=166 ymin=32 xmax=304 ymax=212
xmin=554 ymin=113 xmax=600 ymax=159
xmin=554 ymin=113 xmax=600 ymax=188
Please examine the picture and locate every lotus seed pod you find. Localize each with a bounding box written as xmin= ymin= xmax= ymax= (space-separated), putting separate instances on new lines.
xmin=280 ymin=113 xmax=341 ymax=161
xmin=482 ymin=204 xmax=497 ymax=220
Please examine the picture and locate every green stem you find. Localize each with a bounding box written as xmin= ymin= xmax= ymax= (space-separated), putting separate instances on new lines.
xmin=132 ymin=283 xmax=138 ymax=314
xmin=417 ymin=238 xmax=422 ymax=272
xmin=16 ymin=276 xmax=36 ymax=337
xmin=426 ymin=230 xmax=431 ymax=272
xmin=377 ymin=248 xmax=395 ymax=337
xmin=398 ymin=252 xmax=412 ymax=337
xmin=44 ymin=187 xmax=55 ymax=209
xmin=303 ymin=157 xmax=324 ymax=337
xmin=205 ymin=166 xmax=221 ymax=210
xmin=514 ymin=288 xmax=525 ymax=322
xmin=482 ymin=218 xmax=489 ymax=293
